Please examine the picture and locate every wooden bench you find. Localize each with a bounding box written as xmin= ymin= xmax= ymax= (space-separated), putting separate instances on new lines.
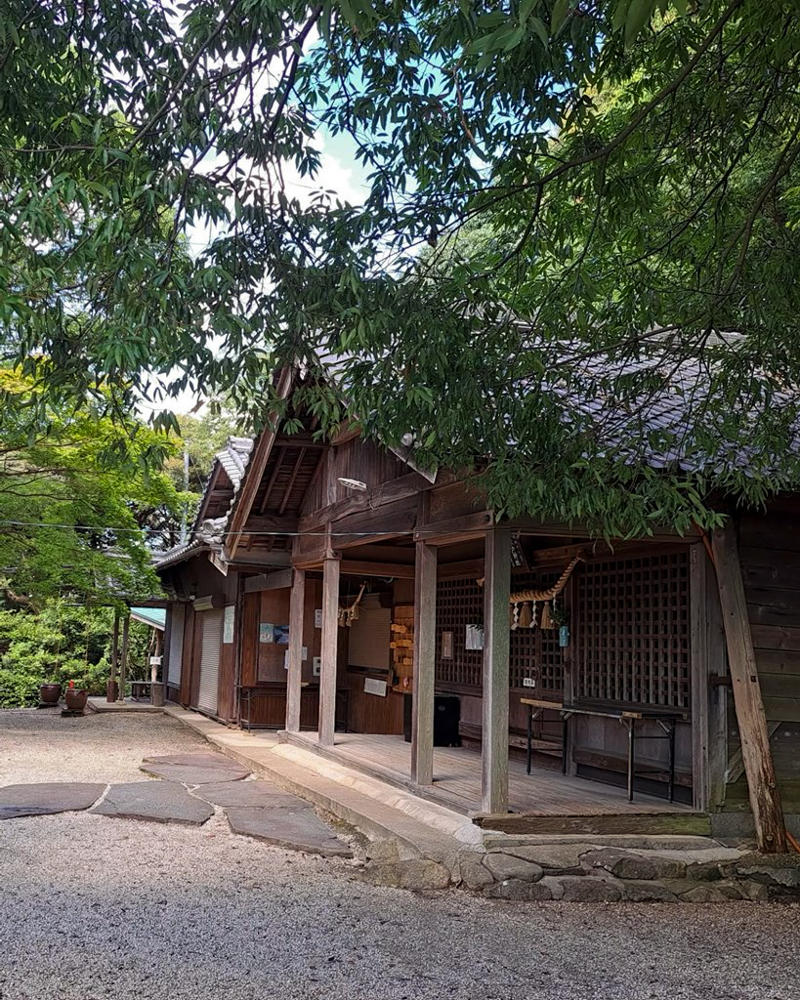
xmin=459 ymin=721 xmax=562 ymax=759
xmin=521 ymin=697 xmax=687 ymax=802
xmin=571 ymin=748 xmax=693 ymax=789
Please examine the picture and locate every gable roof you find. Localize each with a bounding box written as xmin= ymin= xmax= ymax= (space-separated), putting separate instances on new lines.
xmin=155 ymin=435 xmax=254 ymax=571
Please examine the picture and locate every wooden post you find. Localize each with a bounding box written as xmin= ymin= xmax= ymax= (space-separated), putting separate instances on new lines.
xmin=689 ymin=543 xmax=710 ymax=811
xmin=318 ymin=554 xmax=340 ymax=746
xmin=711 ymin=523 xmax=786 ymax=853
xmin=411 ymin=540 xmax=437 ymax=784
xmin=481 ymin=527 xmax=511 ymax=815
xmin=117 ymin=612 xmax=130 ymax=703
xmin=108 ymin=609 xmax=120 ymax=702
xmin=285 ymin=568 xmax=306 ymax=733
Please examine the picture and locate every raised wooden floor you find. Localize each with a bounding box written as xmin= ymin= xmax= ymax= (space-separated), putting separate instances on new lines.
xmin=287 ymin=732 xmax=709 ymax=835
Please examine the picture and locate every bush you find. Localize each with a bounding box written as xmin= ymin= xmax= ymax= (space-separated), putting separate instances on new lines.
xmin=0 ymin=600 xmax=151 ymax=707
xmin=0 ymin=668 xmax=42 ymax=708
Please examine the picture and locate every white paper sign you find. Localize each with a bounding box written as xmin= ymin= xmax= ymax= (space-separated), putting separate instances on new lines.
xmin=314 ymin=608 xmax=322 ymax=629
xmin=465 ymin=624 xmax=484 ymax=651
xmin=223 ymin=605 xmax=235 ymax=644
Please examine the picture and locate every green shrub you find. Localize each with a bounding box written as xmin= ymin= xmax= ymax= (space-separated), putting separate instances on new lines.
xmin=0 ymin=668 xmax=42 ymax=708
xmin=0 ymin=600 xmax=150 ymax=707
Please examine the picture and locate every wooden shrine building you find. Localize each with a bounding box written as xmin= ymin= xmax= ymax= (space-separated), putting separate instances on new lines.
xmin=156 ymin=365 xmax=799 ymax=851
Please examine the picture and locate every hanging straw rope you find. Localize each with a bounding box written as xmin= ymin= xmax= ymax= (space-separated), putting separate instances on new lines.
xmin=508 ymin=553 xmax=584 ymax=604
xmin=338 ymin=582 xmax=367 ymax=627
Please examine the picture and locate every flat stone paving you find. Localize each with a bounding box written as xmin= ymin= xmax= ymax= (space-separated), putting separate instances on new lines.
xmin=140 ymin=752 xmax=251 ymax=784
xmin=226 ymin=805 xmax=353 ymax=857
xmin=92 ymin=781 xmax=215 ymax=826
xmin=195 ymin=779 xmax=305 ymax=809
xmin=0 ymin=782 xmax=106 ymax=819
xmin=0 ymin=739 xmax=351 ymax=856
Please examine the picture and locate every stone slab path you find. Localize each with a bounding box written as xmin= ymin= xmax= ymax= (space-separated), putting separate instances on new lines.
xmin=1 ymin=750 xmax=351 ymax=857
xmin=195 ymin=779 xmax=303 ymax=810
xmin=140 ymin=752 xmax=250 ymax=784
xmin=93 ymin=781 xmax=215 ymax=826
xmin=226 ymin=805 xmax=353 ymax=857
xmin=0 ymin=782 xmax=106 ymax=819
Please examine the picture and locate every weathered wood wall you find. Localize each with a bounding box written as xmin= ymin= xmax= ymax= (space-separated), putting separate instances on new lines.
xmin=724 ymin=512 xmax=800 ymax=812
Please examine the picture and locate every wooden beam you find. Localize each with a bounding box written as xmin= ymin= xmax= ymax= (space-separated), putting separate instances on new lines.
xmin=243 ymin=569 xmax=294 ymax=593
xmin=273 ymin=434 xmax=327 ymax=449
xmin=332 ymin=496 xmax=418 ymax=548
xmin=711 ymin=522 xmax=787 ymax=853
xmin=411 ymin=540 xmax=437 ymax=785
xmin=481 ymin=528 xmax=511 ymax=814
xmin=226 ymin=366 xmax=295 ymax=559
xmin=415 ymin=510 xmax=493 ymax=546
xmin=242 ymin=514 xmax=299 ymax=533
xmin=340 ymin=559 xmax=416 ymax=579
xmin=726 ymin=722 xmax=781 ymax=786
xmin=300 ymin=470 xmax=436 ymax=531
xmin=117 ymin=613 xmax=130 ymax=703
xmin=510 ymin=516 xmax=699 ymax=543
xmin=285 ymin=569 xmax=306 ymax=733
xmin=226 ymin=552 xmax=292 ymax=570
xmin=318 ymin=554 xmax=341 ymax=746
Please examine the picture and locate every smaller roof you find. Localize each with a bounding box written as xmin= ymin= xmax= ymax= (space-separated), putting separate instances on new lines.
xmin=130 ymin=607 xmax=166 ymax=630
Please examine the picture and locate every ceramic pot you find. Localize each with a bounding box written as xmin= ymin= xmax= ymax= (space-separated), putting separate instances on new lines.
xmin=65 ymin=687 xmax=88 ymax=711
xmin=39 ymin=683 xmax=61 ymax=705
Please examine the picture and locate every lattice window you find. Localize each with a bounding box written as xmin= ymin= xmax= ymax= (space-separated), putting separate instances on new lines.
xmin=508 ymin=570 xmax=564 ymax=696
xmin=435 ymin=578 xmax=484 ymax=689
xmin=436 ymin=572 xmax=565 ymax=696
xmin=575 ymin=550 xmax=690 ymax=709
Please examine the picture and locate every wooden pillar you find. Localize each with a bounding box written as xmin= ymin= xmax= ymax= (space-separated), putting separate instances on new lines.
xmin=711 ymin=523 xmax=786 ymax=853
xmin=285 ymin=568 xmax=306 ymax=733
xmin=411 ymin=541 xmax=437 ymax=785
xmin=689 ymin=543 xmax=710 ymax=811
xmin=117 ymin=612 xmax=130 ymax=703
xmin=481 ymin=527 xmax=511 ymax=815
xmin=318 ymin=554 xmax=340 ymax=746
xmin=108 ymin=609 xmax=120 ymax=702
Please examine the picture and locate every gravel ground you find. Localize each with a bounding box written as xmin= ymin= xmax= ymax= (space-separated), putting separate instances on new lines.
xmin=0 ymin=711 xmax=798 ymax=1000
xmin=0 ymin=708 xmax=210 ymax=784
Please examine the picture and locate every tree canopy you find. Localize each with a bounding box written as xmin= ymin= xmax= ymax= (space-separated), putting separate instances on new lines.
xmin=2 ymin=0 xmax=799 ymax=534
xmin=0 ymin=368 xmax=188 ymax=607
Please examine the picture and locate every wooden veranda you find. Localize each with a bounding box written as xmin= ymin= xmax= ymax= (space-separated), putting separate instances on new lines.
xmin=285 ymin=731 xmax=706 ymax=834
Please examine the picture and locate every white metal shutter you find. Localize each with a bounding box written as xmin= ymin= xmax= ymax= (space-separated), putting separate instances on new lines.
xmin=348 ymin=598 xmax=391 ymax=670
xmin=167 ymin=604 xmax=185 ymax=688
xmin=197 ymin=610 xmax=223 ymax=715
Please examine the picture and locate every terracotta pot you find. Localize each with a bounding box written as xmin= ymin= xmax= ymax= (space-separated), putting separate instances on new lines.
xmin=65 ymin=687 xmax=88 ymax=711
xmin=39 ymin=683 xmax=62 ymax=705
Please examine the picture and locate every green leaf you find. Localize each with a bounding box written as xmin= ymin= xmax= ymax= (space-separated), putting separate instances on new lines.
xmin=551 ymin=0 xmax=571 ymax=33
xmin=625 ymin=0 xmax=655 ymax=43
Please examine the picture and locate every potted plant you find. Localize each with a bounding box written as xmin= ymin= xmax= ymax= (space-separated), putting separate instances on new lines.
xmin=64 ymin=679 xmax=88 ymax=711
xmin=39 ymin=681 xmax=62 ymax=705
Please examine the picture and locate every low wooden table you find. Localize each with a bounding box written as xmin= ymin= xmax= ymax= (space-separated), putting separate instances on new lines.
xmin=130 ymin=680 xmax=153 ymax=702
xmin=521 ymin=698 xmax=686 ymax=802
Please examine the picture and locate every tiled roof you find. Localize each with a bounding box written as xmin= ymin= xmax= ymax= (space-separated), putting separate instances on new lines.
xmin=155 ymin=436 xmax=254 ymax=571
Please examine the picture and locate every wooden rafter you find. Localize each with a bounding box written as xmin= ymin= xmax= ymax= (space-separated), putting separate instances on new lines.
xmin=258 ymin=446 xmax=286 ymax=514
xmin=278 ymin=447 xmax=307 ymax=515
xmin=225 ymin=366 xmax=295 ymax=559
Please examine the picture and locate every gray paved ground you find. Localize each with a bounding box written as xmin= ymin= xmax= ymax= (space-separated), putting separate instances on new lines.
xmin=1 ymin=711 xmax=798 ymax=1000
